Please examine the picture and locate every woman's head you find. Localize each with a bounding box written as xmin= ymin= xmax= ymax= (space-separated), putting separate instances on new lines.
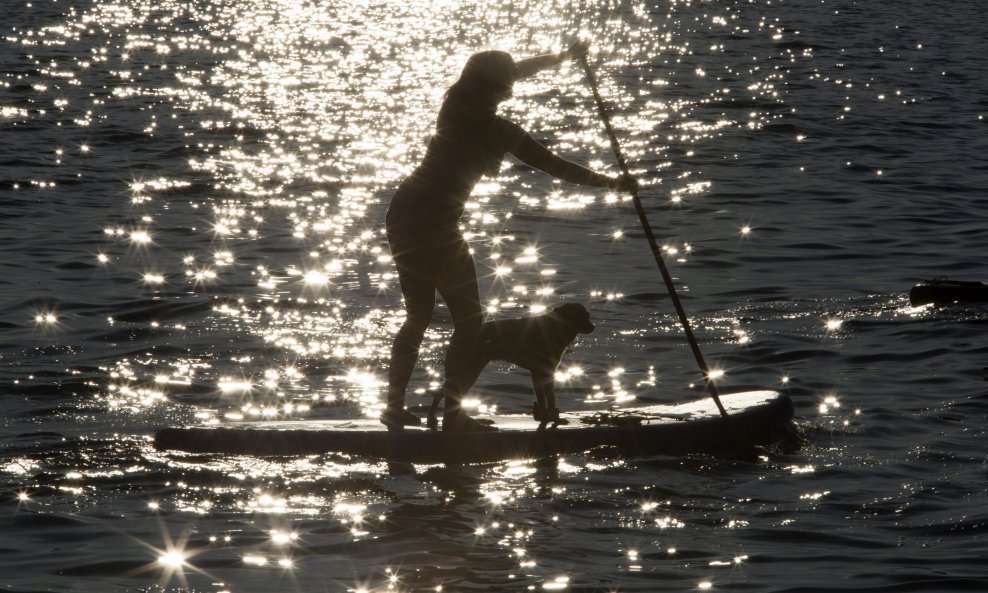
xmin=446 ymin=50 xmax=517 ymax=111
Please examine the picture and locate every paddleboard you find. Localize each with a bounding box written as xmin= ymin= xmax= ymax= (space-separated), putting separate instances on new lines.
xmin=154 ymin=390 xmax=796 ymax=463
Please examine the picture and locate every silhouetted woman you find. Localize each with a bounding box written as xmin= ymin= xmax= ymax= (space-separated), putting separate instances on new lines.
xmin=384 ymin=41 xmax=635 ymax=431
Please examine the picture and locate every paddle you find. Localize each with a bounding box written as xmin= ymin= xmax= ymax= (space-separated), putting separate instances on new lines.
xmin=577 ymin=54 xmax=730 ymax=421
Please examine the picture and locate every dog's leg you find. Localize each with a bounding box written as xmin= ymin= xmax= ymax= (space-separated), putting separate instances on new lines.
xmin=544 ymin=380 xmax=567 ymax=428
xmin=531 ymin=373 xmax=551 ymax=430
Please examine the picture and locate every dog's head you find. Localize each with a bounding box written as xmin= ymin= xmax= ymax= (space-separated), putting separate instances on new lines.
xmin=551 ymin=303 xmax=595 ymax=334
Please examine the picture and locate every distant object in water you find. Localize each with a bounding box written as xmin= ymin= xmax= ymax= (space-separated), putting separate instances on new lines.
xmin=909 ymin=278 xmax=988 ymax=306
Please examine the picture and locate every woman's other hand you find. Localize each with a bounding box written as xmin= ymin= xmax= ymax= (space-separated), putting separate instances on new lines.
xmin=564 ymin=39 xmax=590 ymax=61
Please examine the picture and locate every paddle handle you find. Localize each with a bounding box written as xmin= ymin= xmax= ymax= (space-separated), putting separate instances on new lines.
xmin=578 ymin=55 xmax=729 ymax=420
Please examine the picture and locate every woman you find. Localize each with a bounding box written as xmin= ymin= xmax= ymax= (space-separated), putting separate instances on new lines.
xmin=384 ymin=41 xmax=636 ymax=432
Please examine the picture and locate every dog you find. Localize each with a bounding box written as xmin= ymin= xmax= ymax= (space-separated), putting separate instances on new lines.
xmin=427 ymin=303 xmax=595 ymax=430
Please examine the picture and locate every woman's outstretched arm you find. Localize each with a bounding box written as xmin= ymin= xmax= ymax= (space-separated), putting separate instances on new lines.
xmin=514 ymin=40 xmax=589 ymax=80
xmin=505 ymin=122 xmax=636 ymax=191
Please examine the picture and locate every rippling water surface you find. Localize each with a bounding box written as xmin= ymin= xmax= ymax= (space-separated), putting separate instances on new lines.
xmin=2 ymin=0 xmax=987 ymax=591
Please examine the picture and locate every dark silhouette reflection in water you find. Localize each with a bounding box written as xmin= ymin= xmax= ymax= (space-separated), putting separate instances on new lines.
xmin=383 ymin=41 xmax=636 ymax=433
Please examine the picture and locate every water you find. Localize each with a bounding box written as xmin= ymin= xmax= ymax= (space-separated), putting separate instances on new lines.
xmin=2 ymin=0 xmax=987 ymax=590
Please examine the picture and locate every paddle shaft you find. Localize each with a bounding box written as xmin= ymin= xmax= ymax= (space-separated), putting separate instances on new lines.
xmin=578 ymin=55 xmax=729 ymax=420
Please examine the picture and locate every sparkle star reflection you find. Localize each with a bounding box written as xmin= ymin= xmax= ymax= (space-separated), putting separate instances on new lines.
xmin=34 ymin=311 xmax=58 ymax=326
xmin=122 ymin=521 xmax=211 ymax=590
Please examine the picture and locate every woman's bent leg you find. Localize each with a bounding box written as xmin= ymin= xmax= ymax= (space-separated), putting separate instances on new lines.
xmin=435 ymin=238 xmax=494 ymax=432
